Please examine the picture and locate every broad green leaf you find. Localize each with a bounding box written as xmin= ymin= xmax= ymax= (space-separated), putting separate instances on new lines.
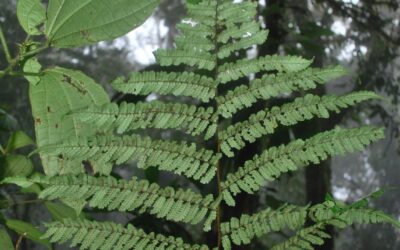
xmin=0 ymin=228 xmax=14 ymax=250
xmin=0 ymin=109 xmax=17 ymax=132
xmin=2 ymin=176 xmax=34 ymax=188
xmin=6 ymin=131 xmax=34 ymax=152
xmin=29 ymin=67 xmax=110 ymax=175
xmin=17 ymin=0 xmax=46 ymax=35
xmin=1 ymin=155 xmax=33 ymax=178
xmin=5 ymin=219 xmax=51 ymax=249
xmin=21 ymin=183 xmax=42 ymax=195
xmin=45 ymin=202 xmax=82 ymax=221
xmin=23 ymin=58 xmax=42 ymax=85
xmin=45 ymin=0 xmax=160 ymax=47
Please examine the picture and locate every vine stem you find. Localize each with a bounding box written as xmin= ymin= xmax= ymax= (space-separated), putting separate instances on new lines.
xmin=0 ymin=24 xmax=12 ymax=63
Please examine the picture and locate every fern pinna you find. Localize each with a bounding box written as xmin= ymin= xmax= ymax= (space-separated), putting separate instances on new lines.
xmin=6 ymin=0 xmax=399 ymax=249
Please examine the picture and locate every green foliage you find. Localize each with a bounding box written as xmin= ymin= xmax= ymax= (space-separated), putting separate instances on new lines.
xmin=221 ymin=127 xmax=385 ymax=206
xmin=272 ymin=199 xmax=400 ymax=250
xmin=1 ymin=0 xmax=397 ymax=249
xmin=16 ymin=0 xmax=45 ymax=35
xmin=217 ymin=66 xmax=348 ymax=118
xmin=45 ymin=0 xmax=160 ymax=47
xmin=112 ymin=71 xmax=217 ymax=102
xmin=29 ymin=67 xmax=110 ymax=176
xmin=221 ymin=204 xmax=308 ymax=249
xmin=42 ymin=219 xmax=209 ymax=250
xmin=1 ymin=155 xmax=33 ymax=178
xmin=6 ymin=219 xmax=51 ymax=249
xmin=74 ymin=101 xmax=218 ymax=139
xmin=217 ymin=55 xmax=312 ymax=84
xmin=220 ymin=91 xmax=380 ymax=156
xmin=39 ymin=135 xmax=221 ymax=182
xmin=6 ymin=131 xmax=34 ymax=152
xmin=9 ymin=174 xmax=219 ymax=230
xmin=0 ymin=228 xmax=14 ymax=250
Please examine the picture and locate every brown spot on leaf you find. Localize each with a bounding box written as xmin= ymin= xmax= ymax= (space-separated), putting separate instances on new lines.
xmin=35 ymin=117 xmax=41 ymax=125
xmin=62 ymin=74 xmax=87 ymax=94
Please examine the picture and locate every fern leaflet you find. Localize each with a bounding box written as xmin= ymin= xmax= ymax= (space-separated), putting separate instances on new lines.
xmin=217 ymin=66 xmax=347 ymax=118
xmin=221 ymin=126 xmax=385 ymax=205
xmin=220 ymin=91 xmax=379 ymax=156
xmin=8 ymin=174 xmax=219 ymax=230
xmin=111 ymin=71 xmax=216 ymax=102
xmin=74 ymin=101 xmax=218 ymax=139
xmin=221 ymin=204 xmax=308 ymax=249
xmin=39 ymin=135 xmax=221 ymax=183
xmin=42 ymin=219 xmax=209 ymax=250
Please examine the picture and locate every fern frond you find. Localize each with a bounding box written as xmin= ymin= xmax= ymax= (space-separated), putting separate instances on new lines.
xmin=218 ymin=55 xmax=312 ymax=84
xmin=217 ymin=30 xmax=268 ymax=59
xmin=217 ymin=66 xmax=347 ymax=117
xmin=221 ymin=127 xmax=384 ymax=205
xmin=43 ymin=219 xmax=209 ymax=250
xmin=111 ymin=71 xmax=216 ymax=102
xmin=221 ymin=204 xmax=308 ymax=250
xmin=220 ymin=91 xmax=379 ymax=156
xmin=29 ymin=174 xmax=219 ymax=230
xmin=74 ymin=101 xmax=218 ymax=139
xmin=39 ymin=135 xmax=221 ymax=183
xmin=155 ymin=49 xmax=216 ymax=71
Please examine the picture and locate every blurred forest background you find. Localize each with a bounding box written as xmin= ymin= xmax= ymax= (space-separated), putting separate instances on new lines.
xmin=0 ymin=0 xmax=399 ymax=249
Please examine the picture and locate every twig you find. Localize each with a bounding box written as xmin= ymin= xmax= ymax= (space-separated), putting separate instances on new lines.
xmin=0 ymin=24 xmax=12 ymax=63
xmin=15 ymin=233 xmax=25 ymax=250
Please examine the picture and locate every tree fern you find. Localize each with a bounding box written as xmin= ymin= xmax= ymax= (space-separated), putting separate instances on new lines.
xmin=9 ymin=0 xmax=397 ymax=249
